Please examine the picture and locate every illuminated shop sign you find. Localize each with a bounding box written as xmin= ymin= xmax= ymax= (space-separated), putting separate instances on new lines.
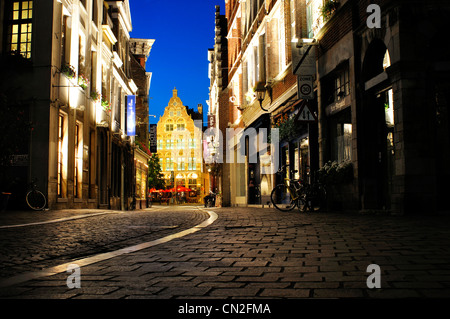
xmin=126 ymin=95 xmax=136 ymax=136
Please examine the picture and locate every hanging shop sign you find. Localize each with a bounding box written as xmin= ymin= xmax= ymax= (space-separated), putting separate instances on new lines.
xmin=126 ymin=95 xmax=136 ymax=136
xmin=149 ymin=124 xmax=157 ymax=153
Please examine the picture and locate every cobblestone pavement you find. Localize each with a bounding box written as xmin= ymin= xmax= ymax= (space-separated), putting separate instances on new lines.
xmin=1 ymin=206 xmax=450 ymax=301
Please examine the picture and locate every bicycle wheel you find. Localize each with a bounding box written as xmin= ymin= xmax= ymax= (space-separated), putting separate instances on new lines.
xmin=306 ymin=185 xmax=327 ymax=212
xmin=270 ymin=184 xmax=296 ymax=211
xmin=297 ymin=196 xmax=307 ymax=212
xmin=26 ymin=190 xmax=46 ymax=211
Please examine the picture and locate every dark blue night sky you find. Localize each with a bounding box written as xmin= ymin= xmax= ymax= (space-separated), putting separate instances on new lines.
xmin=129 ymin=0 xmax=225 ymax=125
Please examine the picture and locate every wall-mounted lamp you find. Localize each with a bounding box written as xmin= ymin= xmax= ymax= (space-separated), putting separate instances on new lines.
xmin=254 ymin=82 xmax=269 ymax=112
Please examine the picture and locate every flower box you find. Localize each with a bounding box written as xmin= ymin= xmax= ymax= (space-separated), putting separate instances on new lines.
xmin=61 ymin=63 xmax=76 ymax=79
xmin=101 ymin=98 xmax=111 ymax=113
xmin=78 ymin=74 xmax=89 ymax=89
xmin=90 ymin=90 xmax=101 ymax=103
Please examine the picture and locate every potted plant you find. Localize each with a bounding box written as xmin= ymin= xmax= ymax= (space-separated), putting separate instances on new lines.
xmin=90 ymin=90 xmax=101 ymax=103
xmin=101 ymin=97 xmax=111 ymax=113
xmin=78 ymin=74 xmax=89 ymax=89
xmin=273 ymin=114 xmax=301 ymax=141
xmin=61 ymin=63 xmax=76 ymax=79
xmin=321 ymin=0 xmax=340 ymax=21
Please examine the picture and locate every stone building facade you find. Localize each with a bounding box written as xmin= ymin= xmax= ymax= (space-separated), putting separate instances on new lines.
xmin=312 ymin=0 xmax=450 ymax=214
xmin=0 ymin=0 xmax=153 ymax=211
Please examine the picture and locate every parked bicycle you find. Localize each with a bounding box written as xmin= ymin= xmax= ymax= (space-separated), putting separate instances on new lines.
xmin=204 ymin=191 xmax=217 ymax=208
xmin=270 ymin=165 xmax=326 ymax=212
xmin=26 ymin=178 xmax=47 ymax=211
xmin=129 ymin=193 xmax=137 ymax=210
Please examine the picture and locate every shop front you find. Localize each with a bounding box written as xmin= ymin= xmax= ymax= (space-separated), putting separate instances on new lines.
xmin=272 ymin=99 xmax=319 ymax=189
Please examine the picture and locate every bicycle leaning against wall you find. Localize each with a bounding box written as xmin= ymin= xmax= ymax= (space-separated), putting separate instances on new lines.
xmin=270 ymin=165 xmax=326 ymax=212
xmin=26 ymin=178 xmax=47 ymax=211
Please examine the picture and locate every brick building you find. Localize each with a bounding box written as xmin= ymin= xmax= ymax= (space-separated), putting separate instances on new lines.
xmin=220 ymin=0 xmax=319 ymax=207
xmin=214 ymin=0 xmax=450 ymax=214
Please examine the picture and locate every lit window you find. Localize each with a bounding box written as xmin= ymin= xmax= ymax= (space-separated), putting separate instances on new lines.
xmin=74 ymin=122 xmax=83 ymax=198
xmin=188 ymin=158 xmax=196 ymax=170
xmin=177 ymin=158 xmax=185 ymax=171
xmin=166 ymin=158 xmax=174 ymax=171
xmin=7 ymin=1 xmax=33 ymax=58
xmin=58 ymin=113 xmax=68 ymax=198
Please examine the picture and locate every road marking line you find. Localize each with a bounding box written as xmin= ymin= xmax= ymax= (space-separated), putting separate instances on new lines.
xmin=0 ymin=206 xmax=171 ymax=229
xmin=0 ymin=209 xmax=217 ymax=288
xmin=0 ymin=212 xmax=118 ymax=229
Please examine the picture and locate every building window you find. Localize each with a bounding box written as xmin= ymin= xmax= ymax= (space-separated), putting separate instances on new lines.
xmin=157 ymin=138 xmax=163 ymax=150
xmin=165 ymin=119 xmax=174 ymax=131
xmin=92 ymin=0 xmax=98 ymax=25
xmin=188 ymin=157 xmax=196 ymax=170
xmin=166 ymin=157 xmax=174 ymax=171
xmin=61 ymin=15 xmax=68 ymax=65
xmin=177 ymin=157 xmax=185 ymax=171
xmin=306 ymin=0 xmax=325 ymax=39
xmin=189 ymin=138 xmax=196 ymax=149
xmin=329 ymin=109 xmax=352 ymax=163
xmin=177 ymin=137 xmax=185 ymax=149
xmin=6 ymin=1 xmax=33 ymax=59
xmin=322 ymin=63 xmax=350 ymax=106
xmin=177 ymin=123 xmax=185 ymax=131
xmin=58 ymin=113 xmax=68 ymax=197
xmin=277 ymin=8 xmax=286 ymax=73
xmin=78 ymin=33 xmax=86 ymax=77
xmin=166 ymin=139 xmax=173 ymax=150
xmin=74 ymin=122 xmax=83 ymax=198
xmin=290 ymin=0 xmax=297 ymax=42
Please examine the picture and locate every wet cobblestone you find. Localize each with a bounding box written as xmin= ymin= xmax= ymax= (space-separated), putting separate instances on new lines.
xmin=1 ymin=206 xmax=450 ymax=299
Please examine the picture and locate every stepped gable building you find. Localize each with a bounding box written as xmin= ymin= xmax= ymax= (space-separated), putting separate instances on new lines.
xmin=156 ymin=89 xmax=205 ymax=198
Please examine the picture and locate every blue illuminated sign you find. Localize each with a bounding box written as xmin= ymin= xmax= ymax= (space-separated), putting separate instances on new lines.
xmin=126 ymin=95 xmax=136 ymax=136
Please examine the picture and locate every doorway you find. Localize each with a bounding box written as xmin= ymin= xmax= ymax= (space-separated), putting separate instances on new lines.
xmin=360 ymin=40 xmax=395 ymax=210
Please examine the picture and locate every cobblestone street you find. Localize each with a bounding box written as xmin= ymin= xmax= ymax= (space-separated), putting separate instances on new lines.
xmin=1 ymin=205 xmax=450 ymax=303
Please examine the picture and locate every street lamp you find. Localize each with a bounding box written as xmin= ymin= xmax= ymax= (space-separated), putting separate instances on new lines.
xmin=254 ymin=82 xmax=269 ymax=112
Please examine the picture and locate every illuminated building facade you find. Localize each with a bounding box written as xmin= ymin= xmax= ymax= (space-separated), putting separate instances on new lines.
xmin=0 ymin=0 xmax=153 ymax=210
xmin=216 ymin=0 xmax=450 ymax=214
xmin=220 ymin=0 xmax=318 ymax=207
xmin=156 ymin=89 xmax=205 ymax=198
